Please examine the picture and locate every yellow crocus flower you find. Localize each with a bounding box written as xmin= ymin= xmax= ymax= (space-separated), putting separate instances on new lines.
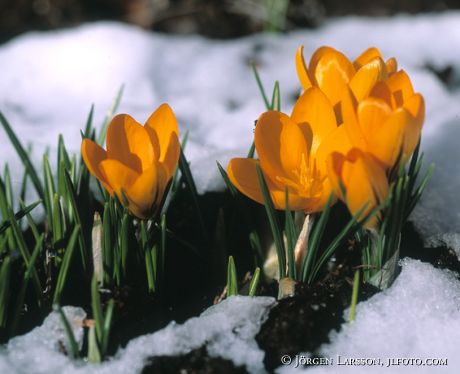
xmin=81 ymin=104 xmax=180 ymax=219
xmin=227 ymin=87 xmax=336 ymax=213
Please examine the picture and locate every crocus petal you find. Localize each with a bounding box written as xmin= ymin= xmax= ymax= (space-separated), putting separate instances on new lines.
xmin=386 ymin=70 xmax=415 ymax=107
xmin=399 ymin=106 xmax=421 ymax=158
xmin=227 ymin=158 xmax=271 ymax=205
xmin=349 ymin=57 xmax=387 ymax=102
xmin=254 ymin=111 xmax=294 ymax=181
xmin=124 ymin=162 xmax=167 ymax=219
xmin=386 ymin=57 xmax=398 ymax=74
xmin=369 ymin=81 xmax=393 ymax=107
xmin=295 ymin=45 xmax=313 ymax=90
xmin=341 ymin=87 xmax=367 ymax=149
xmin=81 ymin=138 xmax=112 ymax=193
xmin=335 ymin=149 xmax=389 ymax=229
xmin=326 ymin=152 xmax=346 ymax=200
xmin=357 ymin=97 xmax=392 ymax=142
xmin=353 ymin=47 xmax=382 ymax=69
xmin=106 ymin=114 xmax=154 ymax=173
xmin=99 ymin=159 xmax=139 ymax=198
xmin=403 ymin=93 xmax=425 ymax=132
xmin=161 ymin=133 xmax=180 ymax=180
xmin=145 ymin=103 xmax=179 ymax=164
xmin=367 ymin=108 xmax=410 ymax=168
xmin=291 ymin=87 xmax=337 ymax=157
xmin=279 ymin=116 xmax=310 ymax=180
xmin=270 ymin=189 xmax=322 ymax=212
xmin=311 ymin=47 xmax=355 ymax=105
xmin=315 ymin=125 xmax=352 ymax=175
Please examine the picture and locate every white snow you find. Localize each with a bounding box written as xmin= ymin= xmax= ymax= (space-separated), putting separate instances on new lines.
xmin=0 ymin=296 xmax=275 ymax=374
xmin=0 ymin=306 xmax=86 ymax=374
xmin=278 ymin=259 xmax=460 ymax=374
xmin=0 ymin=13 xmax=459 ymax=238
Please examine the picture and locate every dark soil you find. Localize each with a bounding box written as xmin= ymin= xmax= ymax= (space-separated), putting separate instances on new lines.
xmin=255 ymin=263 xmax=378 ymax=372
xmin=2 ymin=0 xmax=460 ymax=43
xmin=142 ymin=346 xmax=248 ymax=374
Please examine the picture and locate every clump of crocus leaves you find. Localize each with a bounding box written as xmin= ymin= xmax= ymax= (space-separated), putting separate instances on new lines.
xmin=0 ymin=45 xmax=432 ymax=363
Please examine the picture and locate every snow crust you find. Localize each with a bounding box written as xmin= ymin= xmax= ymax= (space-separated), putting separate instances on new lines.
xmin=0 ymin=306 xmax=86 ymax=373
xmin=0 ymin=13 xmax=459 ymax=238
xmin=279 ymin=259 xmax=460 ymax=374
xmin=0 ymin=296 xmax=275 ymax=374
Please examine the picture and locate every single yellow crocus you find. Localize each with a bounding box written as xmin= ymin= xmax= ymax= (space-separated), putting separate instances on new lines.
xmin=81 ymin=104 xmax=180 ymax=219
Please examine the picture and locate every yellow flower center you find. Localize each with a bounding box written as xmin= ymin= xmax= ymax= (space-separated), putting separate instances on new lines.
xmin=276 ymin=153 xmax=324 ymax=198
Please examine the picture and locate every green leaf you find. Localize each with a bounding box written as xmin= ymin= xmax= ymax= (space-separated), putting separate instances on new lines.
xmin=226 ymin=256 xmax=238 ymax=297
xmin=0 ymin=112 xmax=44 ymax=200
xmin=87 ymin=326 xmax=101 ymax=363
xmin=0 ymin=256 xmax=12 ymax=327
xmin=308 ymin=203 xmax=371 ymax=284
xmin=0 ymin=201 xmax=41 ymax=235
xmin=284 ymin=188 xmax=297 ymax=279
xmin=248 ymin=267 xmax=260 ymax=297
xmin=250 ymin=63 xmax=270 ymax=109
xmin=11 ymin=235 xmax=44 ymax=333
xmin=270 ymin=81 xmax=280 ymax=111
xmin=216 ymin=161 xmax=238 ymax=197
xmin=101 ymin=299 xmax=115 ymax=356
xmin=54 ymin=304 xmax=80 ymax=359
xmin=64 ymin=170 xmax=88 ymax=271
xmin=53 ymin=225 xmax=81 ymax=304
xmin=348 ymin=269 xmax=360 ymax=323
xmin=91 ymin=274 xmax=104 ymax=341
xmin=255 ymin=162 xmax=286 ymax=278
xmin=300 ymin=195 xmax=333 ymax=283
xmin=7 ymin=206 xmax=43 ymax=302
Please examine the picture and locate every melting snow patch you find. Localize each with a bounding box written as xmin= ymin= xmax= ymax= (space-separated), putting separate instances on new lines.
xmin=0 ymin=306 xmax=86 ymax=374
xmin=0 ymin=296 xmax=274 ymax=374
xmin=278 ymin=259 xmax=460 ymax=374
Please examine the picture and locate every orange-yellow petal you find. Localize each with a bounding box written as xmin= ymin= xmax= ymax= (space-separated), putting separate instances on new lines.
xmin=311 ymin=47 xmax=355 ymax=105
xmin=279 ymin=116 xmax=309 ymax=180
xmin=357 ymin=97 xmax=392 ymax=142
xmin=270 ymin=189 xmax=323 ymax=212
xmin=81 ymin=138 xmax=112 ymax=193
xmin=386 ymin=57 xmax=398 ymax=74
xmin=295 ymin=45 xmax=313 ymax=90
xmin=340 ymin=87 xmax=366 ymax=149
xmin=403 ymin=93 xmax=425 ymax=131
xmin=353 ymin=47 xmax=382 ymax=69
xmin=291 ymin=87 xmax=337 ymax=157
xmin=254 ymin=111 xmax=293 ymax=181
xmin=369 ymin=81 xmax=393 ymax=107
xmin=124 ymin=162 xmax=167 ymax=219
xmin=161 ymin=132 xmax=180 ymax=180
xmin=316 ymin=125 xmax=352 ymax=175
xmin=367 ymin=108 xmax=410 ymax=168
xmin=106 ymin=114 xmax=154 ymax=173
xmin=99 ymin=159 xmax=139 ymax=198
xmin=145 ymin=103 xmax=179 ymax=164
xmin=386 ymin=70 xmax=415 ymax=107
xmin=334 ymin=149 xmax=389 ymax=229
xmin=227 ymin=158 xmax=270 ymax=205
xmin=349 ymin=57 xmax=387 ymax=102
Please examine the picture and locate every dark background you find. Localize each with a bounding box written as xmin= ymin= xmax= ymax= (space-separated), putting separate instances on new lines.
xmin=1 ymin=0 xmax=460 ymax=43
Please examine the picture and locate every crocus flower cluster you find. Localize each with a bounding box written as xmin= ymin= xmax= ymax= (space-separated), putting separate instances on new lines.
xmin=228 ymin=46 xmax=425 ymax=229
xmin=82 ymin=104 xmax=180 ymax=219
